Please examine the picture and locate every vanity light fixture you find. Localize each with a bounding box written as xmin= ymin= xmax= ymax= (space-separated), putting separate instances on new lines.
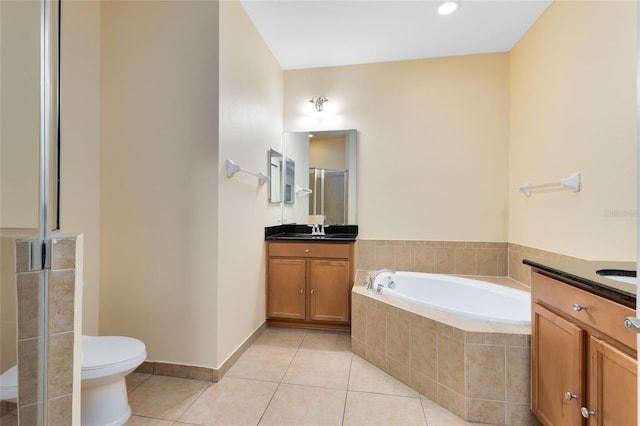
xmin=309 ymin=96 xmax=329 ymax=112
xmin=438 ymin=0 xmax=460 ymax=15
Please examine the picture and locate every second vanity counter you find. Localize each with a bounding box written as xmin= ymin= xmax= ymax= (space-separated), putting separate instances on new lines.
xmin=523 ymin=257 xmax=636 ymax=308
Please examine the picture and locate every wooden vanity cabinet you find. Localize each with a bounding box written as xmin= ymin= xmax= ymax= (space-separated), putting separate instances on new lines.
xmin=266 ymin=241 xmax=354 ymax=330
xmin=531 ymin=271 xmax=637 ymax=426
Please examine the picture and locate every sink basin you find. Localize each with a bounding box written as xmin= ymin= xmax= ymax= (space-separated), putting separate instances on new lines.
xmin=596 ymin=269 xmax=637 ymax=285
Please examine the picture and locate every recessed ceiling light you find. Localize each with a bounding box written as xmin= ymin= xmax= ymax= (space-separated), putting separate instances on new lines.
xmin=438 ymin=1 xmax=460 ymax=15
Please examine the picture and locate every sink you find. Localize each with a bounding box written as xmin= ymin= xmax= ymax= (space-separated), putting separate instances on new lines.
xmin=596 ymin=269 xmax=637 ymax=285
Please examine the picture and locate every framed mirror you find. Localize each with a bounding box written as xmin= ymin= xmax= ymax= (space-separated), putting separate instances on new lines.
xmin=282 ymin=129 xmax=357 ymax=224
xmin=268 ymin=148 xmax=283 ymax=203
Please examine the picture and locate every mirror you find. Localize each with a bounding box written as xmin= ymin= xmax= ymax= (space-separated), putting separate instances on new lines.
xmin=269 ymin=148 xmax=283 ymax=203
xmin=282 ymin=129 xmax=357 ymax=225
xmin=284 ymin=157 xmax=295 ymax=204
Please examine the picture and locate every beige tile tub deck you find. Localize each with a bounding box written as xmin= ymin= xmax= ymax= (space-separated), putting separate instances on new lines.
xmin=351 ymin=272 xmax=533 ymax=426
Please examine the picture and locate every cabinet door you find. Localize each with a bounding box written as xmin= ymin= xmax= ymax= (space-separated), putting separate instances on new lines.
xmin=532 ymin=303 xmax=585 ymax=426
xmin=587 ymin=336 xmax=637 ymax=426
xmin=309 ymin=259 xmax=350 ymax=323
xmin=267 ymin=258 xmax=306 ymax=320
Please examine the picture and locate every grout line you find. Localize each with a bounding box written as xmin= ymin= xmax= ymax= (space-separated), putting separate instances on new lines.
xmin=341 ymin=355 xmax=354 ymax=425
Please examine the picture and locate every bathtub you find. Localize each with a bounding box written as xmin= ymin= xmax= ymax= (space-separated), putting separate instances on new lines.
xmin=352 ymin=271 xmax=533 ymax=425
xmin=370 ymin=271 xmax=531 ymax=325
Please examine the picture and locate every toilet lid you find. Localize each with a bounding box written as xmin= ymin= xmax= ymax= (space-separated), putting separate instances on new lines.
xmin=82 ymin=335 xmax=146 ymax=370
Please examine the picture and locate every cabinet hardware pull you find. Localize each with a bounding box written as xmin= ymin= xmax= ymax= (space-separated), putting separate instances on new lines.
xmin=624 ymin=317 xmax=640 ymax=333
xmin=573 ymin=304 xmax=587 ymax=311
xmin=304 ymin=249 xmax=310 ymax=253
xmin=310 ymin=289 xmax=314 ymax=294
xmin=580 ymin=407 xmax=595 ymax=418
xmin=300 ymin=288 xmax=304 ymax=294
xmin=564 ymin=391 xmax=577 ymax=400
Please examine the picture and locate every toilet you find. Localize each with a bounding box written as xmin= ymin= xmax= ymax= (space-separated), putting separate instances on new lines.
xmin=0 ymin=335 xmax=146 ymax=426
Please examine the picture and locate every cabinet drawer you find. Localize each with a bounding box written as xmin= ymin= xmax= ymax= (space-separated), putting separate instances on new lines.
xmin=268 ymin=241 xmax=350 ymax=259
xmin=532 ymin=272 xmax=636 ymax=350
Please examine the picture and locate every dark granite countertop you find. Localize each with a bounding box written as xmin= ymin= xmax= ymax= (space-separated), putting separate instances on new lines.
xmin=523 ymin=257 xmax=636 ymax=308
xmin=265 ymin=224 xmax=358 ymax=242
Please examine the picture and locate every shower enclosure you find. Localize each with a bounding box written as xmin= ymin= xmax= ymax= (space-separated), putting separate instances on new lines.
xmin=308 ymin=168 xmax=348 ymax=225
xmin=1 ymin=0 xmax=61 ymax=423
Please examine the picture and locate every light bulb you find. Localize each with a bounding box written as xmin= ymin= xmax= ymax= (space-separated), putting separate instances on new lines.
xmin=438 ymin=1 xmax=459 ymax=15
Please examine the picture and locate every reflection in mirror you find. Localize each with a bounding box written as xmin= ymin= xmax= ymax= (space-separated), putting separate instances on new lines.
xmin=268 ymin=149 xmax=283 ymax=203
xmin=284 ymin=157 xmax=295 ymax=205
xmin=283 ymin=129 xmax=356 ymax=225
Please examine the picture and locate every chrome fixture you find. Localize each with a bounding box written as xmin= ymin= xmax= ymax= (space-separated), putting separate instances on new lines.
xmin=309 ymin=96 xmax=329 ymax=112
xmin=308 ymin=224 xmax=328 ymax=236
xmin=365 ymin=269 xmax=395 ymax=290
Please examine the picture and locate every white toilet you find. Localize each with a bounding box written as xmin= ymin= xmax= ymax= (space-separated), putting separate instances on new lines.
xmin=0 ymin=335 xmax=146 ymax=426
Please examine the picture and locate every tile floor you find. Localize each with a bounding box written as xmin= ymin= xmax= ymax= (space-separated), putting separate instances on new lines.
xmin=123 ymin=327 xmax=488 ymax=426
xmin=0 ymin=327 xmax=490 ymax=425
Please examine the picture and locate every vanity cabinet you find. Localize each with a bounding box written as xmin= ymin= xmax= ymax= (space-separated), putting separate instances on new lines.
xmin=531 ymin=271 xmax=637 ymax=426
xmin=266 ymin=241 xmax=354 ymax=330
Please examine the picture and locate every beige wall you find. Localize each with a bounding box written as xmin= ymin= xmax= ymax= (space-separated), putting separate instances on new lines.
xmin=60 ymin=0 xmax=101 ymax=335
xmin=284 ymin=54 xmax=510 ymax=242
xmin=509 ymin=0 xmax=637 ymax=261
xmin=100 ymin=0 xmax=219 ymax=367
xmin=0 ymin=0 xmax=40 ymax=229
xmin=217 ymin=0 xmax=282 ymax=365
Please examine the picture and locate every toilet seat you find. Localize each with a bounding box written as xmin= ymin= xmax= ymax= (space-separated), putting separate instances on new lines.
xmin=81 ymin=335 xmax=146 ymax=381
xmin=0 ymin=365 xmax=17 ymax=401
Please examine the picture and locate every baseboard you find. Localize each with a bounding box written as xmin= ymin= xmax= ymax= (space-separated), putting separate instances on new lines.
xmin=134 ymin=321 xmax=267 ymax=382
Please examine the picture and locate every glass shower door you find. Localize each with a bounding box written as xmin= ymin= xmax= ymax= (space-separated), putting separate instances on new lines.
xmin=0 ymin=0 xmax=60 ymax=423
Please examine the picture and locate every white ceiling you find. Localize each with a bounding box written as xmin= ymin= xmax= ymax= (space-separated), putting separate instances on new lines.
xmin=240 ymin=0 xmax=553 ymax=70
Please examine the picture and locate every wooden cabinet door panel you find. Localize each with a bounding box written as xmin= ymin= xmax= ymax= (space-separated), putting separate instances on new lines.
xmin=532 ymin=303 xmax=585 ymax=426
xmin=588 ymin=336 xmax=637 ymax=426
xmin=267 ymin=258 xmax=306 ymax=320
xmin=309 ymin=260 xmax=350 ymax=323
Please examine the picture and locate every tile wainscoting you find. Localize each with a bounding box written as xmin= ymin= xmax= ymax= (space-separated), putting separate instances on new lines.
xmin=355 ymin=239 xmax=581 ymax=286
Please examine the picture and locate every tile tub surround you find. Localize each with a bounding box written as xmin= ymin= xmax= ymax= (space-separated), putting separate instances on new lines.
xmin=355 ymin=240 xmax=509 ymax=277
xmin=351 ymin=273 xmax=534 ymax=426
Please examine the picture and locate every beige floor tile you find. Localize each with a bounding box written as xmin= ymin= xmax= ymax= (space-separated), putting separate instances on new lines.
xmin=126 ymin=372 xmax=152 ymax=392
xmin=421 ymin=398 xmax=484 ymax=426
xmin=226 ymin=345 xmax=297 ymax=382
xmin=253 ymin=327 xmax=307 ymax=349
xmin=283 ymin=350 xmax=352 ymax=389
xmin=178 ymin=377 xmax=278 ymax=425
xmin=343 ymin=391 xmax=426 ymax=426
xmin=128 ymin=375 xmax=209 ymax=421
xmin=349 ymin=355 xmax=418 ymax=398
xmin=259 ymin=383 xmax=346 ymax=426
xmin=299 ymin=330 xmax=351 ymax=353
xmin=125 ymin=416 xmax=173 ymax=425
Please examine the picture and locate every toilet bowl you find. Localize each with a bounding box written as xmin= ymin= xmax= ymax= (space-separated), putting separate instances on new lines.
xmin=0 ymin=335 xmax=146 ymax=426
xmin=0 ymin=365 xmax=17 ymax=402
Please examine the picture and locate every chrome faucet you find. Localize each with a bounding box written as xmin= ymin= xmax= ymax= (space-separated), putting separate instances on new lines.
xmin=365 ymin=269 xmax=395 ymax=290
xmin=308 ymin=224 xmax=328 ymax=235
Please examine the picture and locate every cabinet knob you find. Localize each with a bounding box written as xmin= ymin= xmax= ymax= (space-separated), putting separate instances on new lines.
xmin=580 ymin=407 xmax=595 ymax=418
xmin=573 ymin=303 xmax=587 ymax=312
xmin=300 ymin=288 xmax=304 ymax=294
xmin=310 ymin=289 xmax=314 ymax=294
xmin=304 ymin=248 xmax=310 ymax=253
xmin=564 ymin=391 xmax=577 ymax=401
